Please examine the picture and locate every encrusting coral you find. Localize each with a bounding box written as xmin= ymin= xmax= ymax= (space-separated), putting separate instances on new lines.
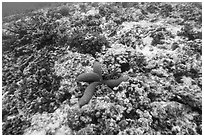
xmin=76 ymin=61 xmax=129 ymax=107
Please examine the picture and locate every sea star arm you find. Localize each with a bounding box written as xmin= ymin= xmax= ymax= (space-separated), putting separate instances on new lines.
xmin=76 ymin=72 xmax=101 ymax=83
xmin=93 ymin=61 xmax=102 ymax=80
xmin=78 ymin=82 xmax=101 ymax=108
xmin=103 ymin=76 xmax=129 ymax=89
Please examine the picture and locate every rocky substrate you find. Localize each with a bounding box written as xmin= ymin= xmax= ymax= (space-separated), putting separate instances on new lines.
xmin=2 ymin=2 xmax=202 ymax=135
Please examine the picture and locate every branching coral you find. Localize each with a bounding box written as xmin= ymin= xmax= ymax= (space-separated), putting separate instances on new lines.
xmin=76 ymin=61 xmax=128 ymax=107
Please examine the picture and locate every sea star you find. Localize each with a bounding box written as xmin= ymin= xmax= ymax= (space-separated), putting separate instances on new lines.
xmin=76 ymin=61 xmax=129 ymax=108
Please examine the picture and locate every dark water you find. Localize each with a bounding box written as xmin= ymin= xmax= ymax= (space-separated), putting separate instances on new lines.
xmin=3 ymin=2 xmax=201 ymax=18
xmin=2 ymin=2 xmax=60 ymax=17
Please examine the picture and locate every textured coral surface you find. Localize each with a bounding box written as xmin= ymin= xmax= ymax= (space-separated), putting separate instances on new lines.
xmin=2 ymin=2 xmax=202 ymax=135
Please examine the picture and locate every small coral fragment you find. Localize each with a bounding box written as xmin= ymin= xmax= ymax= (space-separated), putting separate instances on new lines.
xmin=78 ymin=82 xmax=100 ymax=107
xmin=77 ymin=72 xmax=101 ymax=83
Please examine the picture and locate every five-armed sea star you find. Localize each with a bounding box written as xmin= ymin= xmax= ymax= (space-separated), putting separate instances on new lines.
xmin=76 ymin=61 xmax=129 ymax=108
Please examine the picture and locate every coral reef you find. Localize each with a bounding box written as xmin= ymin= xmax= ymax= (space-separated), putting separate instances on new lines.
xmin=2 ymin=2 xmax=202 ymax=135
